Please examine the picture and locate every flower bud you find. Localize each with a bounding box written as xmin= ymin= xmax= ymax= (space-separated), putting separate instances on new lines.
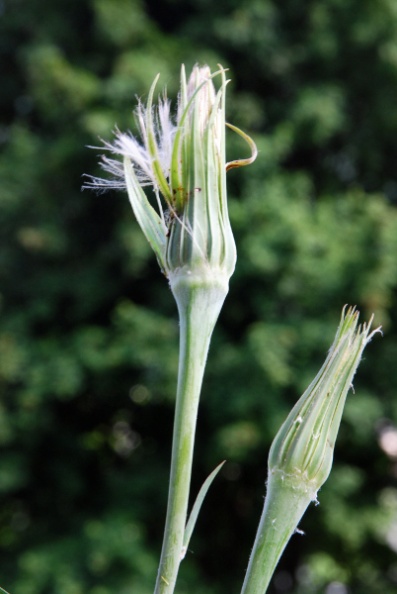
xmin=268 ymin=306 xmax=380 ymax=498
xmin=84 ymin=65 xmax=257 ymax=300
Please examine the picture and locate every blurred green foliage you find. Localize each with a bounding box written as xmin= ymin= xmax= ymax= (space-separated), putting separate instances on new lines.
xmin=1 ymin=0 xmax=397 ymax=592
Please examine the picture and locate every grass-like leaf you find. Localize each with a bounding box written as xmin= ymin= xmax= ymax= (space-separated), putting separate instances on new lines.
xmin=181 ymin=460 xmax=226 ymax=559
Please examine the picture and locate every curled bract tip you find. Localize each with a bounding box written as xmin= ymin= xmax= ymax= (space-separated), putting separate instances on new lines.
xmin=226 ymin=123 xmax=258 ymax=171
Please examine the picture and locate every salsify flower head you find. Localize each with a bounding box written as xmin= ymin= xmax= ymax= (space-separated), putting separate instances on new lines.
xmin=268 ymin=306 xmax=382 ymax=499
xmin=84 ymin=65 xmax=256 ymax=297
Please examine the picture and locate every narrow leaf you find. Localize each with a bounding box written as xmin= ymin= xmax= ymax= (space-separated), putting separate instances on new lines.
xmin=181 ymin=461 xmax=226 ymax=559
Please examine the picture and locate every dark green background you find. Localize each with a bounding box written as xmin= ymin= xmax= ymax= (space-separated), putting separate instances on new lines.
xmin=2 ymin=0 xmax=397 ymax=592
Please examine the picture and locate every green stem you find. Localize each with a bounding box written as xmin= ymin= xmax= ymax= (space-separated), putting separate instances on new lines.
xmin=240 ymin=471 xmax=316 ymax=594
xmin=154 ymin=273 xmax=228 ymax=594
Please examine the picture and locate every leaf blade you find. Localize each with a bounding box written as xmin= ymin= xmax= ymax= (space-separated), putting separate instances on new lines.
xmin=181 ymin=460 xmax=226 ymax=559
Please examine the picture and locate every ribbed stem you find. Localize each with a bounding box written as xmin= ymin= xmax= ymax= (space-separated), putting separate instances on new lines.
xmin=154 ymin=272 xmax=228 ymax=594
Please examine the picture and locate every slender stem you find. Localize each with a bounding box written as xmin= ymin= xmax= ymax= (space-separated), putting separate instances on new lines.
xmin=240 ymin=472 xmax=315 ymax=594
xmin=154 ymin=276 xmax=228 ymax=594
